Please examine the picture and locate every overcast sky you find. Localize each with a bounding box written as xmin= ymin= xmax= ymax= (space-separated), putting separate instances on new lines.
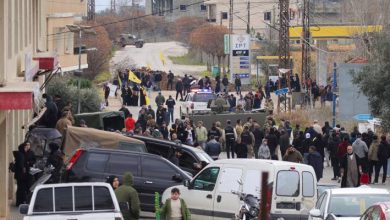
xmin=95 ymin=0 xmax=145 ymax=11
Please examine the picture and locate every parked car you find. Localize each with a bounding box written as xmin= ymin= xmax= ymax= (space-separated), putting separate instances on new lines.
xmin=19 ymin=182 xmax=123 ymax=220
xmin=162 ymin=159 xmax=318 ymax=220
xmin=128 ymin=135 xmax=214 ymax=175
xmin=317 ymin=184 xmax=338 ymax=198
xmin=361 ymin=202 xmax=390 ymax=220
xmin=63 ymin=148 xmax=192 ymax=212
xmin=309 ymin=187 xmax=390 ymax=220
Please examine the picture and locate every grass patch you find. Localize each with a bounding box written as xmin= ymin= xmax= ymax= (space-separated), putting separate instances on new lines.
xmin=168 ymin=53 xmax=206 ymax=66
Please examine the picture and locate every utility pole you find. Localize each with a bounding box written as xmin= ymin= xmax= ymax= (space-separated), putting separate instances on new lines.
xmin=247 ymin=0 xmax=250 ymax=34
xmin=301 ymin=0 xmax=311 ymax=107
xmin=228 ymin=0 xmax=233 ymax=77
xmin=87 ymin=0 xmax=95 ymax=20
xmin=110 ymin=0 xmax=116 ymax=13
xmin=278 ymin=0 xmax=290 ymax=112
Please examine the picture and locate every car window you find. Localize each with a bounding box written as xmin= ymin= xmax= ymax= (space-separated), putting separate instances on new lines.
xmin=302 ymin=171 xmax=315 ymax=197
xmin=94 ymin=186 xmax=115 ymax=210
xmin=371 ymin=207 xmax=381 ymax=220
xmin=179 ymin=151 xmax=197 ymax=170
xmin=145 ymin=143 xmax=170 ymax=158
xmin=328 ymin=194 xmax=390 ymax=217
xmin=108 ymin=154 xmax=139 ymax=175
xmin=87 ymin=153 xmax=109 ymax=172
xmin=276 ymin=171 xmax=299 ymax=197
xmin=33 ymin=188 xmax=53 ymax=213
xmin=142 ymin=157 xmax=177 ymax=181
xmin=193 ymin=167 xmax=220 ymax=191
xmin=55 ymin=187 xmax=73 ymax=212
xmin=118 ymin=141 xmax=146 ymax=152
xmin=319 ymin=192 xmax=328 ymax=214
xmin=193 ymin=93 xmax=216 ymax=102
xmin=74 ymin=186 xmax=93 ymax=211
xmin=218 ymin=168 xmax=242 ymax=193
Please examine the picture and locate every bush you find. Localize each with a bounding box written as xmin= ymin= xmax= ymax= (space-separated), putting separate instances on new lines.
xmin=68 ymin=78 xmax=93 ymax=89
xmin=94 ymin=71 xmax=112 ymax=84
xmin=46 ymin=77 xmax=101 ymax=114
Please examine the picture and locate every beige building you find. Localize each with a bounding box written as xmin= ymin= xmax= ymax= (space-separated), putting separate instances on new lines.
xmin=0 ymin=1 xmax=86 ymax=219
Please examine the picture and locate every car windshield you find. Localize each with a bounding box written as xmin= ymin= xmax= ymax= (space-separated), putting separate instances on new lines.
xmin=196 ymin=151 xmax=214 ymax=163
xmin=193 ymin=93 xmax=216 ymax=102
xmin=328 ymin=194 xmax=390 ymax=217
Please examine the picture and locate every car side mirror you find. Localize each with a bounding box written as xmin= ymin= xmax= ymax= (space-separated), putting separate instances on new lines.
xmin=19 ymin=204 xmax=29 ymax=215
xmin=184 ymin=179 xmax=192 ymax=189
xmin=309 ymin=209 xmax=322 ymax=218
xmin=172 ymin=174 xmax=183 ymax=182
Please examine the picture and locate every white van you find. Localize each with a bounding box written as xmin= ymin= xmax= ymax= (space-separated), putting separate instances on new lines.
xmin=19 ymin=182 xmax=123 ymax=220
xmin=162 ymin=159 xmax=318 ymax=220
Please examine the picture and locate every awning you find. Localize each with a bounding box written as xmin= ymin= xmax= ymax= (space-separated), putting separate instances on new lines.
xmin=0 ymin=81 xmax=39 ymax=110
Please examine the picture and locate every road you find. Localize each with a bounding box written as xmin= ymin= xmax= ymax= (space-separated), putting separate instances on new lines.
xmin=110 ymin=41 xmax=207 ymax=77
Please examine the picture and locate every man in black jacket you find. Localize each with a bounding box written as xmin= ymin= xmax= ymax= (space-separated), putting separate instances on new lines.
xmin=225 ymin=120 xmax=237 ymax=159
xmin=175 ymin=79 xmax=184 ymax=101
xmin=375 ymin=135 xmax=390 ymax=184
xmin=167 ymin=71 xmax=174 ymax=90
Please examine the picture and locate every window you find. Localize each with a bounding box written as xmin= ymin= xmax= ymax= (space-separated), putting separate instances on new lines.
xmin=108 ymin=154 xmax=139 ymax=175
xmin=302 ymin=172 xmax=315 ymax=197
xmin=33 ymin=188 xmax=53 ymax=213
xmin=319 ymin=193 xmax=327 ymax=214
xmin=94 ymin=186 xmax=115 ymax=210
xmin=180 ymin=5 xmax=186 ymax=11
xmin=193 ymin=167 xmax=220 ymax=191
xmin=276 ymin=171 xmax=299 ymax=197
xmin=218 ymin=168 xmax=242 ymax=193
xmin=55 ymin=187 xmax=73 ymax=212
xmin=316 ymin=193 xmax=326 ymax=209
xmin=145 ymin=143 xmax=170 ymax=158
xmin=87 ymin=153 xmax=109 ymax=172
xmin=118 ymin=142 xmax=145 ymax=152
xmin=264 ymin=12 xmax=271 ymax=21
xmin=65 ymin=32 xmax=74 ymax=54
xmin=75 ymin=186 xmax=93 ymax=211
xmin=221 ymin=12 xmax=228 ymax=20
xmin=142 ymin=157 xmax=177 ymax=181
xmin=179 ymin=151 xmax=197 ymax=170
xmin=200 ymin=4 xmax=207 ymax=11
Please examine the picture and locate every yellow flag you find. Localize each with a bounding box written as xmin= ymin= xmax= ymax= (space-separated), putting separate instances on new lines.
xmin=128 ymin=70 xmax=141 ymax=84
xmin=145 ymin=95 xmax=150 ymax=105
xmin=159 ymin=51 xmax=165 ymax=66
xmin=118 ymin=75 xmax=122 ymax=88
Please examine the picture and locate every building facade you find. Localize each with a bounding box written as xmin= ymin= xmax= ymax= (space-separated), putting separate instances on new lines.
xmin=0 ymin=1 xmax=86 ymax=219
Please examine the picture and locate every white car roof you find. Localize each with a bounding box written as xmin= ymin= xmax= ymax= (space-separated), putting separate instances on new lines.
xmin=34 ymin=182 xmax=111 ymax=190
xmin=211 ymin=159 xmax=314 ymax=169
xmin=327 ymin=187 xmax=390 ymax=195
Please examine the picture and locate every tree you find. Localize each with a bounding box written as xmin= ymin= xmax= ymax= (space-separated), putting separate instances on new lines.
xmin=351 ymin=30 xmax=390 ymax=131
xmin=174 ymin=16 xmax=207 ymax=43
xmin=80 ymin=22 xmax=113 ymax=80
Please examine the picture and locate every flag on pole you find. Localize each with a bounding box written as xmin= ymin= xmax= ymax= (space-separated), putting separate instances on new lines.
xmin=159 ymin=51 xmax=165 ymax=66
xmin=128 ymin=70 xmax=141 ymax=84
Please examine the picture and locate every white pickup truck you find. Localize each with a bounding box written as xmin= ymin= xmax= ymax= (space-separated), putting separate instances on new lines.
xmin=180 ymin=90 xmax=217 ymax=115
xmin=19 ymin=182 xmax=123 ymax=220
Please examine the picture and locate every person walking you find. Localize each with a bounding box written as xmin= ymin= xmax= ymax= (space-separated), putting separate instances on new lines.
xmin=222 ymin=75 xmax=229 ymax=93
xmin=307 ymin=146 xmax=324 ymax=182
xmin=328 ymin=132 xmax=341 ymax=181
xmin=175 ymin=79 xmax=184 ymax=101
xmin=368 ymin=135 xmax=380 ymax=183
xmin=235 ymin=138 xmax=248 ymax=158
xmin=155 ymin=92 xmax=166 ymax=107
xmin=258 ymin=139 xmax=271 ymax=159
xmin=352 ymin=133 xmax=368 ymax=172
xmin=115 ymin=172 xmax=141 ymax=220
xmin=103 ymin=83 xmax=110 ymax=106
xmin=252 ymin=123 xmax=264 ymax=159
xmin=340 ymin=145 xmax=362 ymax=188
xmin=375 ymin=135 xmax=390 ymax=184
xmin=195 ymin=121 xmax=208 ymax=149
xmin=159 ymin=188 xmax=191 ymax=220
xmin=234 ymin=75 xmax=241 ymax=95
xmin=165 ymin=95 xmax=176 ymax=123
xmin=205 ymin=135 xmax=221 ymax=160
xmin=167 ymin=71 xmax=174 ymax=90
xmin=225 ymin=120 xmax=237 ymax=159
xmin=266 ymin=127 xmax=278 ymax=160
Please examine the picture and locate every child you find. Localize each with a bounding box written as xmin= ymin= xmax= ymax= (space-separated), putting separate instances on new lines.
xmin=159 ymin=188 xmax=191 ymax=220
xmin=258 ymin=138 xmax=271 ymax=159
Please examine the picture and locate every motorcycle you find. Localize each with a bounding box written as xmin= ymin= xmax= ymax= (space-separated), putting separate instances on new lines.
xmin=231 ymin=189 xmax=260 ymax=220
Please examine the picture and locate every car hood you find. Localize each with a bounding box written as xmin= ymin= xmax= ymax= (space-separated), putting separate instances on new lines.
xmin=335 ymin=217 xmax=360 ymax=220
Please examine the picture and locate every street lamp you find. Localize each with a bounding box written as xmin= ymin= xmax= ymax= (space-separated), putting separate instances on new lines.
xmin=66 ymin=25 xmax=96 ymax=114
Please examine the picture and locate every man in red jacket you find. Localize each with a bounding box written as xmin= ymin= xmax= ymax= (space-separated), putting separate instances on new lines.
xmin=125 ymin=113 xmax=135 ymax=132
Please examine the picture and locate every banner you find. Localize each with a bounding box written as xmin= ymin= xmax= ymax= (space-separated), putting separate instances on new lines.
xmin=107 ymin=83 xmax=117 ymax=97
xmin=128 ymin=70 xmax=141 ymax=84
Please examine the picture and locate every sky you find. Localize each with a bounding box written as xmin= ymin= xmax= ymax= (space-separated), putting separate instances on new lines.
xmin=95 ymin=0 xmax=145 ymax=12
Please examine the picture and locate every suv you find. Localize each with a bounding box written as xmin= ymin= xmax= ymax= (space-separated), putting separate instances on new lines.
xmin=19 ymin=182 xmax=123 ymax=220
xmin=63 ymin=148 xmax=191 ymax=212
xmin=128 ymin=135 xmax=214 ymax=175
xmin=118 ymin=34 xmax=144 ymax=48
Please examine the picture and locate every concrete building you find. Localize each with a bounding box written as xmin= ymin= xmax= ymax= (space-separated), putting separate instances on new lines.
xmin=0 ymin=1 xmax=86 ymax=219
